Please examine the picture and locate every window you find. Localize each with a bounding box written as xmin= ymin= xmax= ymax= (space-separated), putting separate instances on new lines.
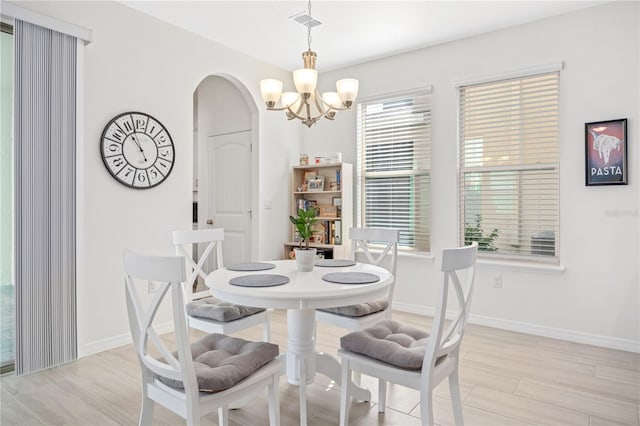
xmin=0 ymin=22 xmax=13 ymax=373
xmin=458 ymin=71 xmax=560 ymax=262
xmin=357 ymin=89 xmax=431 ymax=252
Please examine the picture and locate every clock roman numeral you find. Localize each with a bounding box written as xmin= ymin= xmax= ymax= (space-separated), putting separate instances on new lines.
xmin=157 ymin=158 xmax=171 ymax=171
xmin=109 ymin=128 xmax=124 ymax=142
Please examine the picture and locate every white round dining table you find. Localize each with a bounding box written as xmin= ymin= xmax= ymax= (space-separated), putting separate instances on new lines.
xmin=205 ymin=259 xmax=393 ymax=426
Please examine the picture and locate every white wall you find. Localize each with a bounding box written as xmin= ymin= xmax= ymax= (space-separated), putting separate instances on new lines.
xmin=196 ymin=76 xmax=252 ymax=137
xmin=12 ymin=1 xmax=300 ymax=355
xmin=305 ymin=2 xmax=639 ymax=350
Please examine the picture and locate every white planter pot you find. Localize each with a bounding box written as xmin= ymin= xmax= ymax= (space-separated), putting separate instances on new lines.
xmin=294 ymin=248 xmax=317 ymax=272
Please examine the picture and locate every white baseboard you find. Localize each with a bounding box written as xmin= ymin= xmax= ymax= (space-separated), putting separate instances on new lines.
xmin=393 ymin=302 xmax=640 ymax=354
xmin=78 ymin=321 xmax=174 ymax=358
xmin=79 ymin=306 xmax=640 ymax=357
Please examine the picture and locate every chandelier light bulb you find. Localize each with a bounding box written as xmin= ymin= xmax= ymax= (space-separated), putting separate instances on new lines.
xmin=293 ymin=68 xmax=318 ymax=95
xmin=281 ymin=91 xmax=301 ymax=108
xmin=322 ymin=92 xmax=342 ymax=109
xmin=260 ymin=79 xmax=283 ymax=107
xmin=336 ymin=78 xmax=359 ymax=105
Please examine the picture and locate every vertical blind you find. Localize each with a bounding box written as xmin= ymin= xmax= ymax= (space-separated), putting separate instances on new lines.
xmin=458 ymin=72 xmax=560 ymax=261
xmin=357 ymin=89 xmax=431 ymax=252
xmin=14 ymin=20 xmax=77 ymax=374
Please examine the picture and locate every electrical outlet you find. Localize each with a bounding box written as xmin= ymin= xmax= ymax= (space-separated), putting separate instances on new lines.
xmin=493 ymin=274 xmax=503 ymax=288
xmin=148 ymin=281 xmax=161 ymax=293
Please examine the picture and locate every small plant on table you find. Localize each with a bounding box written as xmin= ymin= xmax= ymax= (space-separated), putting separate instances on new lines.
xmin=290 ymin=208 xmax=318 ymax=250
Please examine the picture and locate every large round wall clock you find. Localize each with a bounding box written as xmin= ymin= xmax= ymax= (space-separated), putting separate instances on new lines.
xmin=100 ymin=111 xmax=175 ymax=189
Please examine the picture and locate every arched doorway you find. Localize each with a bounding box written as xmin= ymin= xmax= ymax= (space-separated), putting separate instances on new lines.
xmin=193 ymin=75 xmax=259 ymax=267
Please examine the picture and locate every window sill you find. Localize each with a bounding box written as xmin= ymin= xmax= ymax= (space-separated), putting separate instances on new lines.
xmin=355 ymin=249 xmax=435 ymax=263
xmin=477 ymin=258 xmax=566 ymax=275
xmin=398 ymin=251 xmax=436 ymax=262
xmin=359 ymin=249 xmax=562 ymax=272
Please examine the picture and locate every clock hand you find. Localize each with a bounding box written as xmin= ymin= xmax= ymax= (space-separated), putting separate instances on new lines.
xmin=131 ymin=135 xmax=148 ymax=163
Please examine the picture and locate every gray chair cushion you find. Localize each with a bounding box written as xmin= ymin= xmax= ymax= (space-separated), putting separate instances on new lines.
xmin=158 ymin=333 xmax=279 ymax=393
xmin=186 ymin=296 xmax=264 ymax=322
xmin=340 ymin=319 xmax=429 ymax=369
xmin=318 ymin=298 xmax=388 ymax=317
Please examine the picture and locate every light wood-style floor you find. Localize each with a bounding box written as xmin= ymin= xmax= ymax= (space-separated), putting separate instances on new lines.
xmin=1 ymin=309 xmax=638 ymax=426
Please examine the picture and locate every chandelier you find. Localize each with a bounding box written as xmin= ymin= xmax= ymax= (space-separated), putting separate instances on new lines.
xmin=259 ymin=0 xmax=359 ymax=128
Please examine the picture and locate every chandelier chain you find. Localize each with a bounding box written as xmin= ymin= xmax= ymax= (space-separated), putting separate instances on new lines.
xmin=307 ymin=0 xmax=312 ymax=51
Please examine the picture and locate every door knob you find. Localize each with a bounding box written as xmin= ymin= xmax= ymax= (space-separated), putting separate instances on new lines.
xmin=206 ymin=219 xmax=214 ymax=225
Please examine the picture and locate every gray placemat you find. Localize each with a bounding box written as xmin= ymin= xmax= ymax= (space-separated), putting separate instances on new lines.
xmin=227 ymin=262 xmax=276 ymax=271
xmin=229 ymin=274 xmax=289 ymax=287
xmin=322 ymin=272 xmax=380 ymax=285
xmin=315 ymin=259 xmax=357 ymax=267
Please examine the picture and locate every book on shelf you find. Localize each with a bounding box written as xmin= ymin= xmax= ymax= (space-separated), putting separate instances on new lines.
xmin=295 ymin=198 xmax=317 ymax=213
xmin=334 ymin=220 xmax=342 ymax=245
xmin=330 ymin=222 xmax=336 ymax=244
xmin=325 ymin=221 xmax=330 ymax=245
xmin=309 ymin=219 xmax=342 ymax=246
xmin=312 ymin=222 xmax=326 ymax=244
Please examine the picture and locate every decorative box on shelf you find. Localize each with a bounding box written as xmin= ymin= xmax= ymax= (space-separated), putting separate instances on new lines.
xmin=318 ymin=205 xmax=337 ymax=218
xmin=313 ymin=153 xmax=342 ymax=165
xmin=298 ymin=152 xmax=342 ymax=166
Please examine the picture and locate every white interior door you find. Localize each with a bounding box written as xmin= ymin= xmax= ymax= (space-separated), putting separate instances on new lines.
xmin=205 ymin=131 xmax=252 ymax=265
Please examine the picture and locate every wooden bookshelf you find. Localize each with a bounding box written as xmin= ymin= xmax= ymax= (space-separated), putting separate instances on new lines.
xmin=284 ymin=162 xmax=353 ymax=260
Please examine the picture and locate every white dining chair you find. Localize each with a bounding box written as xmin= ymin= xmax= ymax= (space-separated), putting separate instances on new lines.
xmin=316 ymin=227 xmax=399 ymax=331
xmin=123 ymin=249 xmax=282 ymax=426
xmin=338 ymin=242 xmax=478 ymax=426
xmin=172 ymin=228 xmax=271 ymax=341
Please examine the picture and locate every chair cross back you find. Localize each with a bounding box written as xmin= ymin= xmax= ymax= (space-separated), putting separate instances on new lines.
xmin=350 ymin=227 xmax=399 ymax=313
xmin=349 ymin=227 xmax=399 ymax=275
xmin=171 ymin=227 xmax=272 ymax=342
xmin=425 ymin=242 xmax=477 ymax=368
xmin=173 ymin=228 xmax=224 ymax=300
xmin=123 ymin=251 xmax=198 ymax=391
xmin=315 ymin=227 xmax=400 ymax=330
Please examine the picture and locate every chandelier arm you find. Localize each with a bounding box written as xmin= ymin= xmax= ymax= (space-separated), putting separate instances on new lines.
xmin=306 ymin=102 xmax=312 ymax=122
xmin=284 ymin=108 xmax=309 ymax=121
xmin=313 ymin=90 xmax=327 ymax=114
xmin=329 ymin=104 xmax=352 ymax=111
xmin=307 ymin=110 xmax=330 ymax=121
xmin=294 ymin=98 xmax=305 ymax=116
xmin=284 ymin=104 xmax=329 ymax=122
xmin=281 ymin=97 xmax=313 ymax=121
xmin=267 ymin=103 xmax=350 ymax=113
xmin=319 ymin=100 xmax=353 ymax=112
xmin=266 ymin=105 xmax=297 ymax=112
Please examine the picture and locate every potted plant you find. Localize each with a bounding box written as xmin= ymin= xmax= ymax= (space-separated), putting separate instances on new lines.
xmin=289 ymin=208 xmax=318 ymax=271
xmin=464 ymin=214 xmax=500 ymax=251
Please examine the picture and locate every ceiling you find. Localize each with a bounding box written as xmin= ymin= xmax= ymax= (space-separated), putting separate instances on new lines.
xmin=121 ymin=1 xmax=607 ymax=72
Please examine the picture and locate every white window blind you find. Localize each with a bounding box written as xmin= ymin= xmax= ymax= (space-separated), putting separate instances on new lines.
xmin=357 ymin=90 xmax=431 ymax=252
xmin=458 ymin=72 xmax=560 ymax=261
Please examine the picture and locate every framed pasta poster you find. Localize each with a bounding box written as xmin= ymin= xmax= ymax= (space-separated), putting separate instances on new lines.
xmin=585 ymin=118 xmax=627 ymax=186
